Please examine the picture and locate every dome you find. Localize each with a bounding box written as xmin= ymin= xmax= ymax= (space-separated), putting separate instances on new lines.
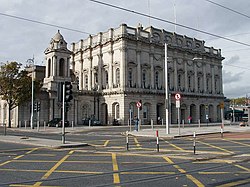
xmin=52 ymin=30 xmax=64 ymax=42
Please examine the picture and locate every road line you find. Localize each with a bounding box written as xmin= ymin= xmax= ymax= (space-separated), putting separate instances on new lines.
xmin=104 ymin=140 xmax=110 ymax=147
xmin=197 ymin=140 xmax=234 ymax=154
xmin=112 ymin=153 xmax=120 ymax=185
xmin=234 ymin=164 xmax=250 ymax=172
xmin=163 ymin=156 xmax=205 ymax=187
xmin=216 ymin=178 xmax=250 ymax=187
xmin=33 ymin=150 xmax=74 ymax=186
xmin=223 ymin=139 xmax=250 ymax=147
xmin=133 ymin=137 xmax=141 ymax=147
xmin=121 ymin=171 xmax=175 ymax=175
xmin=164 ymin=140 xmax=185 ymax=151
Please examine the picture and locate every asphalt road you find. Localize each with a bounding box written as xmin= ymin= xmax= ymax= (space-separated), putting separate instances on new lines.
xmin=0 ymin=127 xmax=249 ymax=186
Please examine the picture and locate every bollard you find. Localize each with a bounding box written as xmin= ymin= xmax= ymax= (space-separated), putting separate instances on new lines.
xmin=126 ymin=131 xmax=129 ymax=151
xmin=193 ymin=132 xmax=196 ymax=155
xmin=198 ymin=119 xmax=201 ymax=128
xmin=25 ymin=120 xmax=27 ymax=129
xmin=161 ymin=119 xmax=164 ymax=126
xmin=182 ymin=120 xmax=184 ymax=128
xmin=156 ymin=130 xmax=159 ymax=152
xmin=4 ymin=123 xmax=6 ymax=136
xmin=44 ymin=121 xmax=46 ymax=130
xmin=72 ymin=121 xmax=74 ymax=129
xmin=221 ymin=126 xmax=223 ymax=138
xmin=89 ymin=120 xmax=91 ymax=127
xmin=19 ymin=121 xmax=21 ymax=128
xmin=151 ymin=119 xmax=154 ymax=130
xmin=37 ymin=121 xmax=40 ymax=132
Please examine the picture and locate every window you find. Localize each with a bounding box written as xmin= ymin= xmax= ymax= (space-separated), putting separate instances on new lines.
xmin=85 ymin=74 xmax=88 ymax=89
xmin=48 ymin=59 xmax=51 ymax=77
xmin=128 ymin=69 xmax=132 ymax=87
xmin=155 ymin=71 xmax=159 ymax=88
xmin=105 ymin=71 xmax=108 ymax=85
xmin=143 ymin=105 xmax=148 ymax=119
xmin=188 ymin=75 xmax=191 ymax=88
xmin=116 ymin=68 xmax=120 ymax=85
xmin=142 ymin=70 xmax=146 ymax=88
xmin=198 ymin=77 xmax=201 ymax=90
xmin=59 ymin=58 xmax=65 ymax=76
xmin=94 ymin=73 xmax=98 ymax=84
xmin=178 ymin=74 xmax=181 ymax=87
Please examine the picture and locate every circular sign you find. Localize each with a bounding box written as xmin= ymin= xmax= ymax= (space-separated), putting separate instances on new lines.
xmin=136 ymin=102 xmax=142 ymax=108
xmin=175 ymin=93 xmax=181 ymax=100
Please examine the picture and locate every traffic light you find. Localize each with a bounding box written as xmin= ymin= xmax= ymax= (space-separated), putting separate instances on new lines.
xmin=65 ymin=81 xmax=73 ymax=102
xmin=139 ymin=100 xmax=142 ymax=110
xmin=37 ymin=102 xmax=41 ymax=112
xmin=34 ymin=102 xmax=37 ymax=112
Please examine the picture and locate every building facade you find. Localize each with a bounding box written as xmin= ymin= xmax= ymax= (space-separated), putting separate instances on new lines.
xmin=0 ymin=23 xmax=225 ymax=127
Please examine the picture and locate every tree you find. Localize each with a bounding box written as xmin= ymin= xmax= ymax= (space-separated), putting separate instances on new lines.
xmin=0 ymin=62 xmax=33 ymax=128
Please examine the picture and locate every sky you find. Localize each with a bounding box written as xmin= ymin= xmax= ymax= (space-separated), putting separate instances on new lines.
xmin=0 ymin=0 xmax=250 ymax=99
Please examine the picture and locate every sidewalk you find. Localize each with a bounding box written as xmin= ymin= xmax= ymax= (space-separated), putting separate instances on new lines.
xmin=128 ymin=124 xmax=250 ymax=138
xmin=0 ymin=126 xmax=91 ymax=148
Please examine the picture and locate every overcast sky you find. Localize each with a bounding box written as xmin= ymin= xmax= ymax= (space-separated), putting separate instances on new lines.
xmin=1 ymin=0 xmax=250 ymax=98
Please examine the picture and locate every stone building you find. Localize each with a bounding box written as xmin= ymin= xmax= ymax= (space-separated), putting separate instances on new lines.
xmin=0 ymin=23 xmax=224 ymax=127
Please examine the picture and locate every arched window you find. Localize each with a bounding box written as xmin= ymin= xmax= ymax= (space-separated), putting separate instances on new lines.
xmin=94 ymin=73 xmax=98 ymax=84
xmin=116 ymin=68 xmax=120 ymax=86
xmin=59 ymin=58 xmax=65 ymax=76
xmin=48 ymin=59 xmax=51 ymax=77
xmin=115 ymin=103 xmax=120 ymax=119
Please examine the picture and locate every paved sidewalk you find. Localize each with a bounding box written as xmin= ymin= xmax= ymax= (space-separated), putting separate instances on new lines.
xmin=128 ymin=124 xmax=250 ymax=138
xmin=0 ymin=135 xmax=88 ymax=148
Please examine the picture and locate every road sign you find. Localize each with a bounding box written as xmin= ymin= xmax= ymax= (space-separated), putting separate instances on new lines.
xmin=136 ymin=101 xmax=142 ymax=108
xmin=175 ymin=93 xmax=181 ymax=100
xmin=176 ymin=100 xmax=180 ymax=108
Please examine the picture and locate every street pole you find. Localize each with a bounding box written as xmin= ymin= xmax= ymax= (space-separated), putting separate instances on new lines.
xmin=165 ymin=43 xmax=169 ymax=134
xmin=27 ymin=58 xmax=35 ymax=129
xmin=62 ymin=83 xmax=65 ymax=144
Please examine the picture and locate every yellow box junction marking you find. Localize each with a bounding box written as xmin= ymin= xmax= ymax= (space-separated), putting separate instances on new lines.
xmin=196 ymin=140 xmax=234 ymax=154
xmin=223 ymin=138 xmax=250 ymax=147
xmin=164 ymin=140 xmax=185 ymax=151
xmin=133 ymin=137 xmax=141 ymax=148
xmin=163 ymin=156 xmax=205 ymax=187
xmin=216 ymin=178 xmax=250 ymax=187
xmin=112 ymin=153 xmax=120 ymax=185
xmin=104 ymin=140 xmax=110 ymax=147
xmin=32 ymin=150 xmax=74 ymax=187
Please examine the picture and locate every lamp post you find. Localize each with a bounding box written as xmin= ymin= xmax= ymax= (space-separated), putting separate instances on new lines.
xmin=165 ymin=43 xmax=169 ymax=134
xmin=27 ymin=58 xmax=34 ymax=129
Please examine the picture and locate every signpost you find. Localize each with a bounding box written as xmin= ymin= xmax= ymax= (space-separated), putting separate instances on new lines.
xmin=136 ymin=101 xmax=142 ymax=131
xmin=175 ymin=93 xmax=181 ymax=135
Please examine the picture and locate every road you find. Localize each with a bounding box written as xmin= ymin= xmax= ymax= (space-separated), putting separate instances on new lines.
xmin=0 ymin=126 xmax=249 ymax=186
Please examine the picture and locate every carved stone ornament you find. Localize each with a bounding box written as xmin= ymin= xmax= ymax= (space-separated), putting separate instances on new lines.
xmin=187 ymin=60 xmax=193 ymax=66
xmin=153 ymin=54 xmax=162 ymax=61
xmin=197 ymin=62 xmax=202 ymax=68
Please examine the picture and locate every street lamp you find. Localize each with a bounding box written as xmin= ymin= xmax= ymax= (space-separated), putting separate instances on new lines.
xmin=165 ymin=43 xmax=169 ymax=134
xmin=27 ymin=57 xmax=35 ymax=129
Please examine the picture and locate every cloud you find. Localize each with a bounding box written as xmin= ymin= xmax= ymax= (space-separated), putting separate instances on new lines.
xmin=223 ymin=55 xmax=240 ymax=64
xmin=223 ymin=70 xmax=242 ymax=84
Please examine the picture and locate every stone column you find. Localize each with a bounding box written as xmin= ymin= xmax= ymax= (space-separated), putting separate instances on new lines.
xmin=136 ymin=50 xmax=141 ymax=88
xmin=203 ymin=64 xmax=207 ymax=92
xmin=211 ymin=65 xmax=215 ymax=94
xmin=79 ymin=60 xmax=83 ymax=90
xmin=194 ymin=62 xmax=198 ymax=92
xmin=174 ymin=59 xmax=178 ymax=90
xmin=53 ymin=56 xmax=57 ymax=76
xmin=184 ymin=60 xmax=188 ymax=91
xmin=109 ymin=51 xmax=114 ymax=89
xmin=150 ymin=54 xmax=154 ymax=88
xmin=89 ymin=56 xmax=93 ymax=90
xmin=120 ymin=45 xmax=127 ymax=90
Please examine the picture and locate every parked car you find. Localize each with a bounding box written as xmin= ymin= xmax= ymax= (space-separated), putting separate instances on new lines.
xmin=47 ymin=118 xmax=69 ymax=127
xmin=82 ymin=118 xmax=102 ymax=126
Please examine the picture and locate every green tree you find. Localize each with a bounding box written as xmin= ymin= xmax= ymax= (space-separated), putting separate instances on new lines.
xmin=0 ymin=62 xmax=33 ymax=128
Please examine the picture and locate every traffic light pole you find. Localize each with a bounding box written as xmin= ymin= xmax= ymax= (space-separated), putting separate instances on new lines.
xmin=62 ymin=83 xmax=65 ymax=144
